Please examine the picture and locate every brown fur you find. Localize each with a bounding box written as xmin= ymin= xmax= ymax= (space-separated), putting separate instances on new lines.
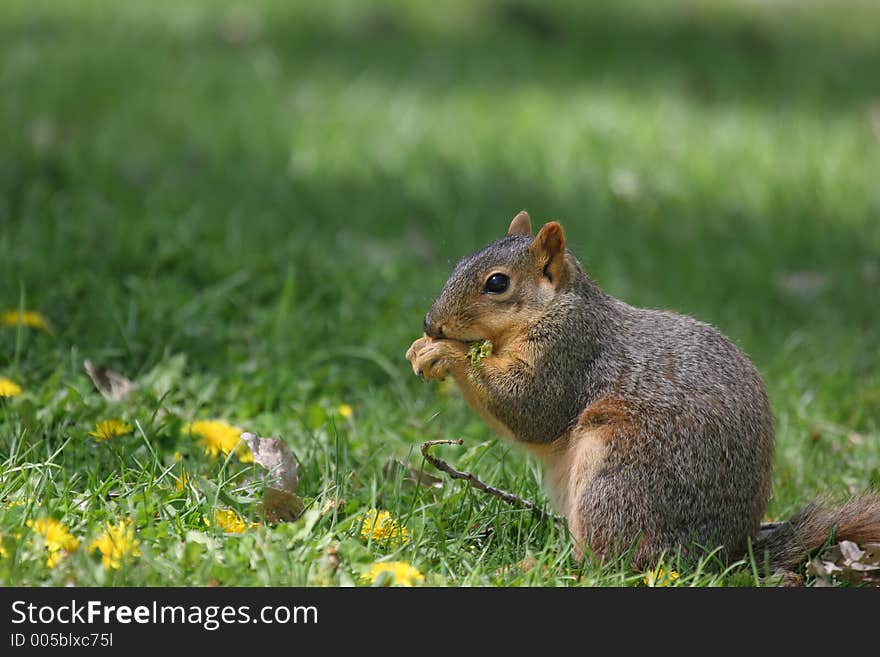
xmin=755 ymin=496 xmax=880 ymax=572
xmin=579 ymin=396 xmax=635 ymax=431
xmin=507 ymin=210 xmax=532 ymax=237
xmin=407 ymin=211 xmax=880 ymax=575
xmin=529 ymin=222 xmax=569 ymax=287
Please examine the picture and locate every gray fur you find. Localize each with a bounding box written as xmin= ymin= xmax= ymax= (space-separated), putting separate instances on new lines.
xmin=429 ymin=236 xmax=775 ymax=565
xmin=426 ymin=229 xmax=880 ymax=569
xmin=580 ymin=300 xmax=775 ymax=564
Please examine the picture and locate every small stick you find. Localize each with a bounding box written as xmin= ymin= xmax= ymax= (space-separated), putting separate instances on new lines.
xmin=420 ymin=439 xmax=566 ymax=528
xmin=422 ymin=439 xmax=785 ymax=540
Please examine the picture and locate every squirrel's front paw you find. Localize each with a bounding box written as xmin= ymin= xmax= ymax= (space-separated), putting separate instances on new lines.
xmin=405 ymin=336 xmax=462 ymax=381
xmin=406 ymin=336 xmax=429 ymax=378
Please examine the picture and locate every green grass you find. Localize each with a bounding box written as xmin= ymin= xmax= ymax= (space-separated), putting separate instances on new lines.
xmin=1 ymin=0 xmax=879 ymax=587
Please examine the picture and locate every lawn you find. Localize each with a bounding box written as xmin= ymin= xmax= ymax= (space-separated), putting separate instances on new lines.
xmin=1 ymin=0 xmax=878 ymax=586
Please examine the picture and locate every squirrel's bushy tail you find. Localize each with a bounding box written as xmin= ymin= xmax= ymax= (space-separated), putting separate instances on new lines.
xmin=754 ymin=494 xmax=880 ymax=572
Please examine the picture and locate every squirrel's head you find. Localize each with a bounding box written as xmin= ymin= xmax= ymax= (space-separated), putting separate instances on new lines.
xmin=424 ymin=211 xmax=575 ymax=346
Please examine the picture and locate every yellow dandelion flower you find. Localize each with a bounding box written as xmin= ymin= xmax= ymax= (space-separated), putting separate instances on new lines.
xmin=212 ymin=509 xmax=255 ymax=533
xmin=363 ymin=561 xmax=424 ymax=587
xmin=88 ymin=419 xmax=133 ymax=441
xmin=175 ymin=469 xmax=190 ymax=492
xmin=356 ymin=508 xmax=410 ymax=546
xmin=1 ymin=310 xmax=49 ymax=332
xmin=45 ymin=550 xmax=66 ymax=569
xmin=0 ymin=534 xmax=8 ymax=559
xmin=184 ymin=419 xmax=253 ymax=463
xmin=27 ymin=518 xmax=79 ymax=568
xmin=0 ymin=377 xmax=22 ymax=398
xmin=337 ymin=404 xmax=353 ymax=420
xmin=643 ymin=568 xmax=680 ymax=587
xmin=88 ymin=520 xmax=140 ymax=570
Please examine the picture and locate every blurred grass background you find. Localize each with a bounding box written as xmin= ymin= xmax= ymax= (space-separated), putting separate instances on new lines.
xmin=1 ymin=0 xmax=878 ymax=585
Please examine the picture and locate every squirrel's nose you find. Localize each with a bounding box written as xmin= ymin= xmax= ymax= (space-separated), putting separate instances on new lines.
xmin=424 ymin=314 xmax=445 ymax=340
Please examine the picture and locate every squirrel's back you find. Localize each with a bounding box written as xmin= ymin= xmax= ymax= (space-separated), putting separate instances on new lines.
xmin=576 ymin=302 xmax=775 ymax=564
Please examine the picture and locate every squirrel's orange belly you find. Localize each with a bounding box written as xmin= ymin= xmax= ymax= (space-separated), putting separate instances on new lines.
xmin=450 ymin=375 xmax=517 ymax=441
xmin=450 ymin=369 xmax=608 ymax=549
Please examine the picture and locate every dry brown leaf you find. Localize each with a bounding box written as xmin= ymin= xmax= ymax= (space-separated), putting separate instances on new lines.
xmin=808 ymin=540 xmax=880 ymax=586
xmin=860 ymin=543 xmax=880 ymax=564
xmin=260 ymin=488 xmax=304 ymax=523
xmin=84 ymin=360 xmax=134 ymax=401
xmin=839 ymin=540 xmax=864 ymax=563
xmin=241 ymin=432 xmax=304 ymax=522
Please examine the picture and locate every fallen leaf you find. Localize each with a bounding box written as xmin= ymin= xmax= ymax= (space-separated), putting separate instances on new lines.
xmin=84 ymin=360 xmax=133 ymax=401
xmin=241 ymin=432 xmax=303 ymax=522
xmin=861 ymin=544 xmax=880 ymax=565
xmin=839 ymin=540 xmax=864 ymax=563
xmin=242 ymin=432 xmax=299 ymax=490
xmin=260 ymin=488 xmax=304 ymax=522
xmin=848 ymin=562 xmax=880 ymax=573
xmin=809 ymin=540 xmax=880 ymax=586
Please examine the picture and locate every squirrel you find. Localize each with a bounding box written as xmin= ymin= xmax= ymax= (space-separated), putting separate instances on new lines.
xmin=406 ymin=210 xmax=880 ymax=573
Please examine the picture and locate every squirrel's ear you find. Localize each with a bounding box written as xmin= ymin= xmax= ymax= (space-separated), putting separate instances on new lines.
xmin=530 ymin=222 xmax=567 ymax=286
xmin=507 ymin=211 xmax=532 ymax=237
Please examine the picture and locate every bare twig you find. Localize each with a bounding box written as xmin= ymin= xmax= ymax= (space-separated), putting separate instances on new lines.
xmin=421 ymin=441 xmax=794 ymax=542
xmin=420 ymin=439 xmax=566 ymax=528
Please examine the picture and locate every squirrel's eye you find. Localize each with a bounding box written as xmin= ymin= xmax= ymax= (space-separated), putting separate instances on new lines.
xmin=483 ymin=273 xmax=510 ymax=294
